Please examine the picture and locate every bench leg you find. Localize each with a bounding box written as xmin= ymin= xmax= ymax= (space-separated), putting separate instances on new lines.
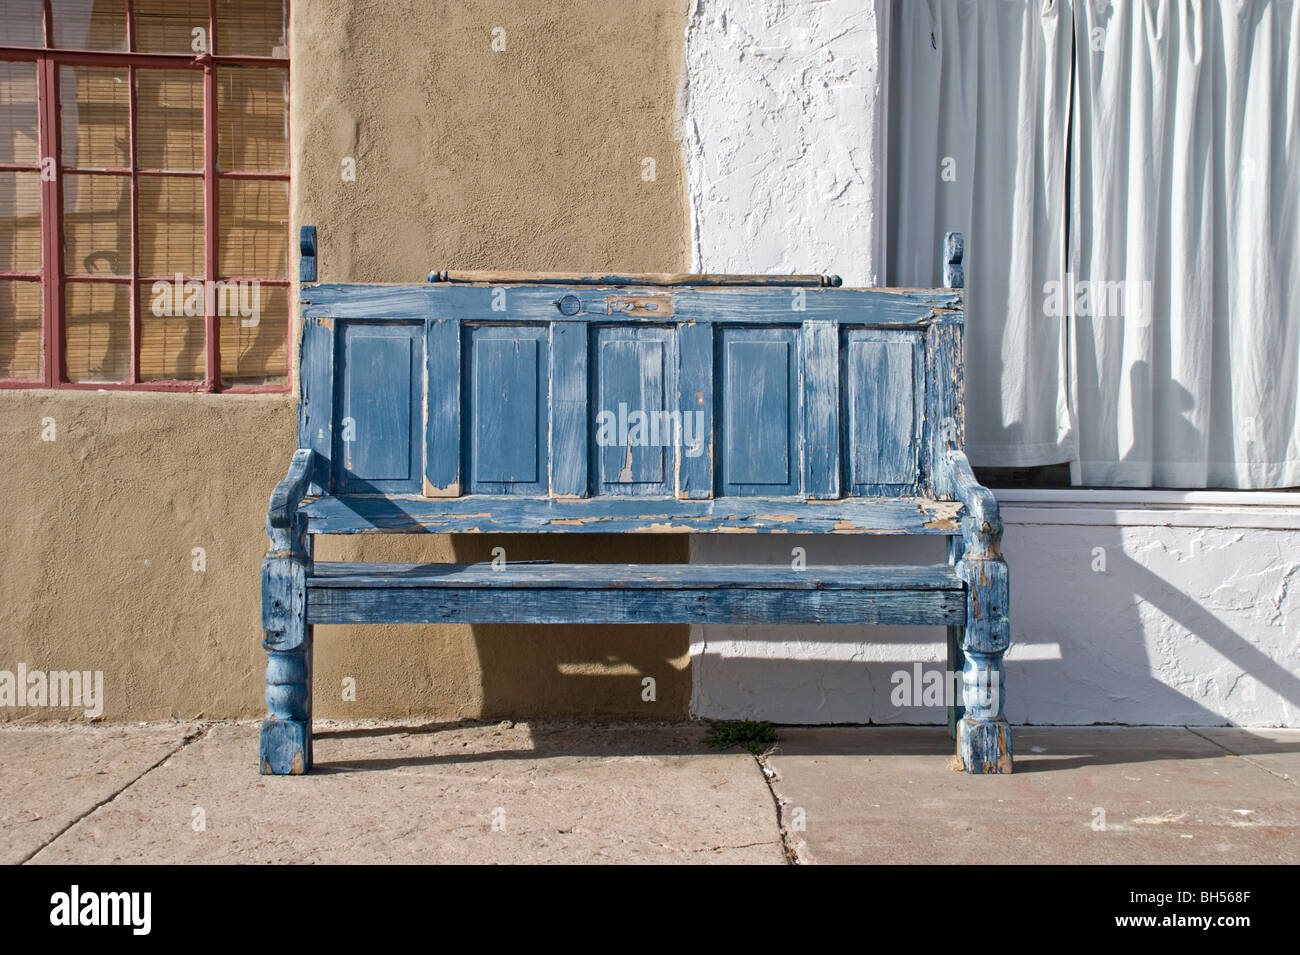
xmin=957 ymin=649 xmax=1011 ymax=774
xmin=260 ymin=556 xmax=312 ymax=775
xmin=261 ymin=637 xmax=313 ymax=775
xmin=946 ymin=624 xmax=965 ymax=741
xmin=956 ymin=553 xmax=1013 ymax=774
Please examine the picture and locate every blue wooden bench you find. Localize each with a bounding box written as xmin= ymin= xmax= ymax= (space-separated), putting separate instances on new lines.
xmin=260 ymin=230 xmax=1011 ymax=775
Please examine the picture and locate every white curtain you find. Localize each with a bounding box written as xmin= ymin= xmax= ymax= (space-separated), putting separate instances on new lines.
xmin=888 ymin=0 xmax=1074 ymax=468
xmin=889 ymin=0 xmax=1300 ymax=488
xmin=1072 ymin=0 xmax=1300 ymax=487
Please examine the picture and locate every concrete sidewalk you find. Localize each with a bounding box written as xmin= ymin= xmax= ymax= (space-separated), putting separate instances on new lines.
xmin=2 ymin=721 xmax=1295 ymax=864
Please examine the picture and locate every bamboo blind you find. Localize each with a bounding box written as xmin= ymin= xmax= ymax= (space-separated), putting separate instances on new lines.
xmin=0 ymin=1 xmax=44 ymax=48
xmin=134 ymin=0 xmax=209 ymax=55
xmin=138 ymin=176 xmax=204 ymax=275
xmin=217 ymin=66 xmax=287 ymax=171
xmin=0 ymin=281 xmax=41 ymax=379
xmin=0 ymin=173 xmax=41 ymax=272
xmin=137 ymin=69 xmax=203 ymax=171
xmin=53 ymin=0 xmax=128 ymax=51
xmin=0 ymin=0 xmax=289 ymax=385
xmin=217 ymin=0 xmax=287 ymax=57
xmin=0 ymin=60 xmax=39 ymax=163
xmin=219 ymin=178 xmax=287 ymax=277
xmin=60 ymin=65 xmax=129 ymax=167
xmin=65 ymin=279 xmax=129 ymax=380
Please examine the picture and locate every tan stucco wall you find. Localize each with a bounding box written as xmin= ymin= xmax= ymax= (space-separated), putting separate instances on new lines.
xmin=0 ymin=392 xmax=297 ymax=720
xmin=2 ymin=0 xmax=692 ymax=722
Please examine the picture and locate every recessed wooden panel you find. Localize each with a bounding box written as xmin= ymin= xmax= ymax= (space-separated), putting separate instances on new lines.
xmin=336 ymin=324 xmax=422 ymax=494
xmin=464 ymin=326 xmax=548 ymax=494
xmin=594 ymin=326 xmax=675 ymax=495
xmin=844 ymin=330 xmax=923 ymax=495
xmin=717 ymin=327 xmax=799 ymax=496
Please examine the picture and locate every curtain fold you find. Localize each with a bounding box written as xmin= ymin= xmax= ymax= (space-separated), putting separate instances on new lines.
xmin=888 ymin=0 xmax=1074 ymax=468
xmin=889 ymin=0 xmax=1300 ymax=488
xmin=1072 ymin=0 xmax=1300 ymax=487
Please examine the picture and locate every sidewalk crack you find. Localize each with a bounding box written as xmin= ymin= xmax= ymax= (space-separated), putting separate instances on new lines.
xmin=20 ymin=723 xmax=209 ymax=864
xmin=751 ymin=748 xmax=811 ymax=865
xmin=1186 ymin=726 xmax=1296 ymax=787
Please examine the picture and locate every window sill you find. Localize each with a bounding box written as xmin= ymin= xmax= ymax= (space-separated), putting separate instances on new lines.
xmin=992 ymin=487 xmax=1300 ymax=530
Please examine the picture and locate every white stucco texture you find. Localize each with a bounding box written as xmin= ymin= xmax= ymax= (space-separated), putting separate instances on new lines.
xmin=691 ymin=511 xmax=1300 ymax=726
xmin=683 ymin=0 xmax=888 ymax=285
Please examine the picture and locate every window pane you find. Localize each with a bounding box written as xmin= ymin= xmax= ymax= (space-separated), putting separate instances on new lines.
xmin=0 ymin=279 xmax=42 ymax=379
xmin=53 ymin=0 xmax=127 ymax=51
xmin=0 ymin=1 xmax=44 ymax=47
xmin=0 ymin=171 xmax=42 ymax=273
xmin=216 ymin=0 xmax=286 ymax=57
xmin=62 ymin=173 xmax=129 ymax=276
xmin=139 ymin=284 xmax=204 ymax=380
xmin=218 ymin=178 xmax=286 ymax=277
xmin=134 ymin=0 xmax=208 ymax=54
xmin=137 ymin=69 xmax=202 ymax=171
xmin=0 ymin=61 xmax=40 ymax=165
xmin=220 ymin=282 xmax=285 ymax=385
xmin=138 ymin=175 xmax=203 ymax=276
xmin=64 ymin=279 xmax=129 ymax=382
xmin=217 ymin=66 xmax=287 ymax=171
xmin=60 ymin=65 xmax=129 ymax=168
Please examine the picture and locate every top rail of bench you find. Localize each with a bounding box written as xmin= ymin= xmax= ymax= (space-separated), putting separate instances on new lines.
xmin=300 ymin=283 xmax=961 ymax=326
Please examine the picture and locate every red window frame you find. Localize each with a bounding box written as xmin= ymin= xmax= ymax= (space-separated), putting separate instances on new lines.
xmin=0 ymin=0 xmax=290 ymax=393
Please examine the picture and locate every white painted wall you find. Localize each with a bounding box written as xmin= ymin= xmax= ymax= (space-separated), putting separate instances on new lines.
xmin=691 ymin=507 xmax=1300 ymax=726
xmin=681 ymin=0 xmax=1300 ymax=726
xmin=682 ymin=0 xmax=889 ymax=285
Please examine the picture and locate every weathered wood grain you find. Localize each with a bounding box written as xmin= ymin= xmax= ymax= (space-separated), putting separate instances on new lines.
xmin=308 ymin=586 xmax=965 ymax=627
xmin=427 ymin=270 xmax=842 ymax=287
xmin=308 ymin=561 xmax=963 ymax=590
xmin=299 ymin=225 xmax=317 ymax=283
xmin=301 ymin=284 xmax=960 ymax=326
xmin=299 ymin=494 xmax=966 ymax=535
xmin=801 ymin=321 xmax=840 ymax=500
xmin=675 ymin=321 xmax=714 ymax=499
xmin=297 ymin=318 xmax=334 ymax=497
xmin=549 ymin=322 xmax=588 ymax=497
xmin=424 ymin=320 xmax=461 ymax=496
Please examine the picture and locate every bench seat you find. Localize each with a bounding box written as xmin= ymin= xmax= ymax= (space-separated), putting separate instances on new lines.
xmin=305 ymin=561 xmax=967 ymax=626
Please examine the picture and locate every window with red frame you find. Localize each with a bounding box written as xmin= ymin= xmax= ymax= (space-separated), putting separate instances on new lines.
xmin=0 ymin=0 xmax=289 ymax=392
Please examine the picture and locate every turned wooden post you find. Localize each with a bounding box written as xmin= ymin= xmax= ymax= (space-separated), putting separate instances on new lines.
xmin=950 ymin=454 xmax=1013 ymax=774
xmin=260 ymin=450 xmax=315 ymax=775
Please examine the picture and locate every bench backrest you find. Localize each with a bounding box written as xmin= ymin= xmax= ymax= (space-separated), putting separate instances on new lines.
xmin=296 ymin=274 xmax=965 ymax=526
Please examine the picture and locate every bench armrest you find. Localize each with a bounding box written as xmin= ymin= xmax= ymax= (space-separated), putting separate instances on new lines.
xmin=266 ymin=449 xmax=315 ymax=555
xmin=938 ymin=447 xmax=1002 ymax=558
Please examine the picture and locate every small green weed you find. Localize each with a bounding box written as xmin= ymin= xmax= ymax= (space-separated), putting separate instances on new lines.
xmin=703 ymin=719 xmax=777 ymax=756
